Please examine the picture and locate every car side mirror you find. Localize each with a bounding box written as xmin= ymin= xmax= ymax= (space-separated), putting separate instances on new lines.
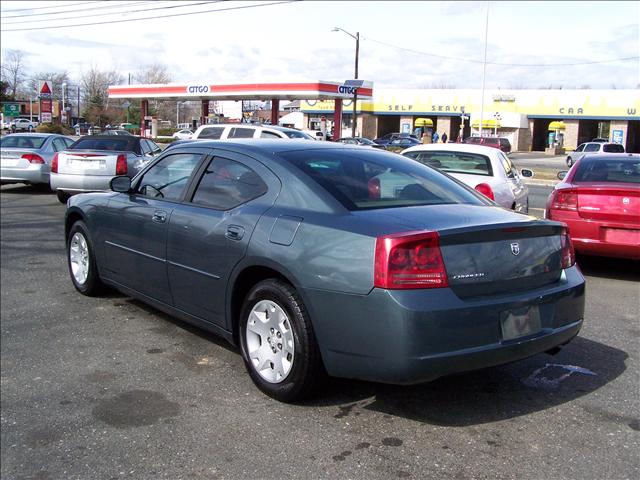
xmin=520 ymin=168 xmax=534 ymax=178
xmin=557 ymin=171 xmax=568 ymax=180
xmin=110 ymin=176 xmax=132 ymax=193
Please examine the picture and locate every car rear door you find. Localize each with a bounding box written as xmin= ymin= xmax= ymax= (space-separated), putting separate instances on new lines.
xmin=100 ymin=149 xmax=206 ymax=303
xmin=166 ymin=149 xmax=280 ymax=329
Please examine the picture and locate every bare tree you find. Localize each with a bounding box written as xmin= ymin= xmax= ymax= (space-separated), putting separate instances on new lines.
xmin=135 ymin=63 xmax=175 ymax=125
xmin=1 ymin=49 xmax=28 ymax=98
xmin=80 ymin=66 xmax=123 ymax=125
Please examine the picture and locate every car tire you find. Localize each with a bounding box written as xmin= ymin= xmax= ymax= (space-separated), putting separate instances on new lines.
xmin=67 ymin=220 xmax=104 ymax=296
xmin=566 ymin=156 xmax=573 ymax=167
xmin=239 ymin=279 xmax=323 ymax=402
xmin=56 ymin=191 xmax=71 ymax=203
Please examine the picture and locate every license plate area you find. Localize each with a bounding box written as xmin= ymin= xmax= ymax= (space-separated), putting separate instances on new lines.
xmin=69 ymin=158 xmax=106 ymax=169
xmin=501 ymin=305 xmax=541 ymax=341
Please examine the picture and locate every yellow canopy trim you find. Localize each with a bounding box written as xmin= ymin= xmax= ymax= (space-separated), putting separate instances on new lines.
xmin=548 ymin=121 xmax=566 ymax=130
xmin=414 ymin=118 xmax=434 ymax=127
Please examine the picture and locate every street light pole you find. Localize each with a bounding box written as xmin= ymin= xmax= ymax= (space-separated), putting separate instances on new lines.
xmin=332 ymin=27 xmax=360 ymax=138
xmin=62 ymin=83 xmax=66 ymax=125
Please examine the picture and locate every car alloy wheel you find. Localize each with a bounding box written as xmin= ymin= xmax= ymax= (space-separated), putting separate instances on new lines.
xmin=67 ymin=221 xmax=104 ymax=296
xmin=239 ymin=279 xmax=323 ymax=402
xmin=245 ymin=299 xmax=295 ymax=383
xmin=69 ymin=232 xmax=90 ymax=286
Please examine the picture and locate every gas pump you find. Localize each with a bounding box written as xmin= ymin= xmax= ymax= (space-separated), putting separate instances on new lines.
xmin=143 ymin=116 xmax=152 ymax=138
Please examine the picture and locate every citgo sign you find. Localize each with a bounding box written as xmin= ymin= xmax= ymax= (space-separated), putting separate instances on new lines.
xmin=187 ymin=85 xmax=209 ymax=94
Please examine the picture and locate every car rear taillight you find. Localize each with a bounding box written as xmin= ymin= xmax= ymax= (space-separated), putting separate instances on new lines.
xmin=550 ymin=189 xmax=578 ymax=211
xmin=475 ymin=183 xmax=495 ymax=200
xmin=368 ymin=177 xmax=380 ymax=199
xmin=21 ymin=153 xmax=45 ymax=164
xmin=560 ymin=227 xmax=576 ymax=269
xmin=115 ymin=154 xmax=127 ymax=175
xmin=374 ymin=231 xmax=448 ymax=289
xmin=51 ymin=153 xmax=58 ymax=173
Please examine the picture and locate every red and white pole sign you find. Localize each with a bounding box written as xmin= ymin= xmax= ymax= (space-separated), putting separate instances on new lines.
xmin=38 ymin=80 xmax=53 ymax=123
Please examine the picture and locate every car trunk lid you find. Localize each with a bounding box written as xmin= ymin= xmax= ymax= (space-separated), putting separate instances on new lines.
xmin=575 ymin=183 xmax=640 ymax=224
xmin=354 ymin=204 xmax=565 ymax=297
xmin=56 ymin=150 xmax=124 ymax=176
xmin=1 ymin=148 xmax=40 ymax=168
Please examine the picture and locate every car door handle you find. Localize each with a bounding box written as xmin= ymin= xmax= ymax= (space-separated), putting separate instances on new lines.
xmin=152 ymin=210 xmax=167 ymax=223
xmin=226 ymin=225 xmax=245 ymax=241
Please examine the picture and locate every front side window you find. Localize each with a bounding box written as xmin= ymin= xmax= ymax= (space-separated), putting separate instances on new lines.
xmin=283 ymin=130 xmax=314 ymax=140
xmin=228 ymin=127 xmax=255 ymax=139
xmin=575 ymin=144 xmax=585 ymax=152
xmin=190 ymin=157 xmax=267 ymax=210
xmin=137 ymin=153 xmax=202 ymax=201
xmin=404 ymin=151 xmax=493 ymax=176
xmin=280 ymin=149 xmax=487 ymax=211
xmin=198 ymin=127 xmax=224 ymax=139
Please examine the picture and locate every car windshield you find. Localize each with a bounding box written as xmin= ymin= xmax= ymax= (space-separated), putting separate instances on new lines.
xmin=403 ymin=151 xmax=493 ymax=176
xmin=603 ymin=144 xmax=625 ymax=153
xmin=0 ymin=136 xmax=48 ymax=149
xmin=280 ymin=149 xmax=487 ymax=211
xmin=573 ymin=158 xmax=640 ymax=184
xmin=70 ymin=137 xmax=136 ymax=152
xmin=284 ymin=130 xmax=314 ymax=140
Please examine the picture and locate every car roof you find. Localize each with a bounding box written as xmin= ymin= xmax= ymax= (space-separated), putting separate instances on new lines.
xmin=198 ymin=123 xmax=299 ymax=132
xmin=168 ymin=138 xmax=368 ymax=155
xmin=578 ymin=153 xmax=638 ymax=161
xmin=4 ymin=132 xmax=58 ymax=137
xmin=401 ymin=143 xmax=500 ymax=155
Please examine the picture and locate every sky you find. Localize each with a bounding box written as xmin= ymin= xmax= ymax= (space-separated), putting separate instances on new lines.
xmin=1 ymin=0 xmax=639 ymax=91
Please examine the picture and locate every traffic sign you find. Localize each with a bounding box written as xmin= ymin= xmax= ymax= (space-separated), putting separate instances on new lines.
xmin=3 ymin=103 xmax=20 ymax=117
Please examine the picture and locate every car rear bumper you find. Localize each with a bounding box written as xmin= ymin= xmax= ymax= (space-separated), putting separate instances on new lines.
xmin=50 ymin=172 xmax=113 ymax=193
xmin=553 ymin=215 xmax=640 ymax=260
xmin=1 ymin=164 xmax=49 ymax=184
xmin=303 ymin=265 xmax=585 ymax=385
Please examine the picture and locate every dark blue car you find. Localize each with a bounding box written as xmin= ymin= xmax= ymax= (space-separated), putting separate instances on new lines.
xmin=64 ymin=140 xmax=585 ymax=401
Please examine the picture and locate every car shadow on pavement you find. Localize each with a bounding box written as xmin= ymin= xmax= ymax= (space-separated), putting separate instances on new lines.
xmin=0 ymin=184 xmax=53 ymax=195
xmin=304 ymin=336 xmax=628 ymax=427
xmin=577 ymin=254 xmax=640 ymax=282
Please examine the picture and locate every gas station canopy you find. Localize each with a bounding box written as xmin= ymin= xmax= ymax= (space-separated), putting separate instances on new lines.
xmin=108 ymin=81 xmax=374 ymax=101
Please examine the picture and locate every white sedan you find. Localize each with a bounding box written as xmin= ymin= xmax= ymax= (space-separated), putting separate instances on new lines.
xmin=172 ymin=129 xmax=194 ymax=140
xmin=402 ymin=143 xmax=532 ymax=213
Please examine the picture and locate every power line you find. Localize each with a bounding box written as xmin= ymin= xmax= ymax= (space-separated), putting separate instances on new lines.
xmin=1 ymin=1 xmax=155 ymax=19
xmin=2 ymin=1 xmax=220 ymax=24
xmin=365 ymin=37 xmax=640 ymax=68
xmin=0 ymin=1 xmax=95 ymax=13
xmin=1 ymin=0 xmax=297 ymax=31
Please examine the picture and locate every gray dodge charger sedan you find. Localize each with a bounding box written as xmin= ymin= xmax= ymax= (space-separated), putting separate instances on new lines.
xmin=64 ymin=140 xmax=585 ymax=402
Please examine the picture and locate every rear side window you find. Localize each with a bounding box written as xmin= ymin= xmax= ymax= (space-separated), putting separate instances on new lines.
xmin=603 ymin=144 xmax=625 ymax=153
xmin=498 ymin=152 xmax=514 ymax=176
xmin=228 ymin=127 xmax=255 ymax=139
xmin=260 ymin=131 xmax=281 ymax=139
xmin=573 ymin=158 xmax=640 ymax=184
xmin=280 ymin=149 xmax=486 ymax=211
xmin=584 ymin=144 xmax=600 ymax=152
xmin=404 ymin=151 xmax=493 ymax=176
xmin=137 ymin=153 xmax=202 ymax=201
xmin=51 ymin=138 xmax=68 ymax=151
xmin=0 ymin=136 xmax=47 ymax=149
xmin=284 ymin=130 xmax=314 ymax=140
xmin=198 ymin=127 xmax=224 ymax=139
xmin=191 ymin=157 xmax=267 ymax=210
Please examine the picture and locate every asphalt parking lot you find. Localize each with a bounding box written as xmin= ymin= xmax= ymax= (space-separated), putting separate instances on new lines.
xmin=1 ymin=183 xmax=638 ymax=480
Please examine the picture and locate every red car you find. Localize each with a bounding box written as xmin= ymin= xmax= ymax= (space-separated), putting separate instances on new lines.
xmin=464 ymin=136 xmax=512 ymax=153
xmin=545 ymin=153 xmax=640 ymax=259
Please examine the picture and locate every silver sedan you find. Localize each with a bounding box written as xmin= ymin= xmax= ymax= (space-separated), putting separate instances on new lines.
xmin=1 ymin=133 xmax=75 ymax=187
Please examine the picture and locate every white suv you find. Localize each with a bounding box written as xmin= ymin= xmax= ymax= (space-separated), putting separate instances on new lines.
xmin=567 ymin=142 xmax=625 ymax=166
xmin=191 ymin=124 xmax=315 ymax=141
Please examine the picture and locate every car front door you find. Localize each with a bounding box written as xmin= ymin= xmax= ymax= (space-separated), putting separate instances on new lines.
xmin=166 ymin=150 xmax=279 ymax=329
xmin=100 ymin=149 xmax=206 ymax=303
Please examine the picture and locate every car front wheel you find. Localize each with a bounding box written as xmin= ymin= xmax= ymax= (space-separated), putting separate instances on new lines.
xmin=57 ymin=191 xmax=71 ymax=203
xmin=67 ymin=221 xmax=104 ymax=296
xmin=239 ymin=279 xmax=323 ymax=402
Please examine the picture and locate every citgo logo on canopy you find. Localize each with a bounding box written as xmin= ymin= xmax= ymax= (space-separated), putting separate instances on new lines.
xmin=338 ymin=85 xmax=358 ymax=95
xmin=187 ymin=85 xmax=209 ymax=94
